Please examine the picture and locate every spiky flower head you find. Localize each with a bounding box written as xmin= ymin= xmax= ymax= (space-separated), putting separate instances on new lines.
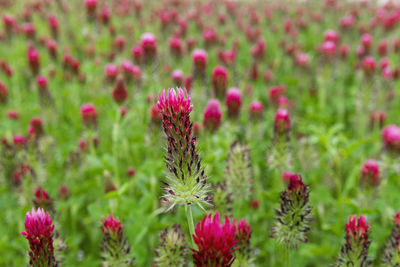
xmin=154 ymin=224 xmax=188 ymax=267
xmin=382 ymin=210 xmax=400 ymax=266
xmin=33 ymin=186 xmax=54 ymax=214
xmin=361 ymin=159 xmax=380 ymax=187
xmin=225 ymin=141 xmax=252 ymax=201
xmin=334 ymin=215 xmax=372 ymax=267
xmin=192 ymin=212 xmax=237 ymax=267
xmin=21 ymin=208 xmax=55 ymax=267
xmin=235 ymin=219 xmax=252 ymax=257
xmin=271 ymin=174 xmax=313 ymax=248
xmin=101 ymin=213 xmax=134 ymax=267
xmin=157 ymin=88 xmax=210 ymax=211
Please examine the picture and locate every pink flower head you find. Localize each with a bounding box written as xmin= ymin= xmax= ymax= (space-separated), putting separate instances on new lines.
xmin=361 ymin=159 xmax=380 ymax=186
xmin=212 ymin=65 xmax=228 ymax=98
xmin=85 ymin=0 xmax=97 ymax=17
xmin=382 ymin=125 xmax=400 ymax=152
xmin=171 ymin=69 xmax=184 ymax=86
xmin=150 ymin=104 xmax=162 ymax=124
xmin=296 ymin=53 xmax=310 ymax=67
xmin=203 ymin=28 xmax=217 ymax=45
xmin=48 ymin=15 xmax=58 ymax=37
xmin=157 ymin=88 xmax=193 ymax=119
xmin=101 ymin=213 xmax=123 ymax=239
xmin=105 ymin=63 xmax=118 ymax=82
xmin=36 ymin=76 xmax=48 ymax=93
xmin=321 ymin=41 xmax=336 ymax=58
xmin=340 ymin=15 xmax=355 ymax=29
xmin=361 ymin=33 xmax=372 ymax=51
xmin=30 ymin=117 xmax=44 ymax=137
xmin=282 ymin=171 xmax=297 ymax=185
xmin=287 ymin=173 xmax=305 ymax=193
xmin=324 ymin=29 xmax=339 ymax=43
xmin=380 ymin=57 xmax=389 ymax=70
xmin=363 ymin=56 xmax=375 ymax=76
xmin=225 ymin=87 xmax=242 ymax=118
xmin=169 ymin=36 xmax=183 ymax=57
xmin=13 ymin=135 xmax=26 ymax=147
xmin=81 ymin=103 xmax=97 ymax=127
xmin=112 ymin=76 xmax=128 ymax=104
xmin=27 ymin=47 xmax=40 ymax=75
xmin=203 ymin=99 xmax=222 ymax=131
xmin=345 ymin=215 xmax=370 ymax=243
xmin=0 ymin=81 xmax=8 ymax=103
xmin=141 ymin=32 xmax=157 ymax=62
xmin=131 ymin=45 xmax=143 ymax=64
xmin=269 ymin=85 xmax=286 ymax=105
xmin=274 ymin=108 xmax=291 ymax=136
xmin=249 ymin=100 xmax=263 ymax=119
xmin=21 ymin=208 xmax=55 ymax=266
xmin=101 ymin=7 xmax=110 ymax=24
xmin=378 ymin=41 xmax=388 ymax=56
xmin=3 ymin=14 xmax=15 ymax=34
xmin=235 ymin=219 xmax=252 ymax=253
xmin=340 ymin=44 xmax=349 ymax=58
xmin=192 ymin=49 xmax=207 ymax=76
xmin=7 ymin=110 xmax=19 ymax=120
xmin=192 ymin=212 xmax=237 ymax=267
xmin=394 ymin=209 xmax=400 ymax=226
xmin=23 ymin=23 xmax=36 ymax=39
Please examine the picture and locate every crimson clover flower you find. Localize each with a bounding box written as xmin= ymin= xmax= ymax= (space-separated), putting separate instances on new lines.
xmin=101 ymin=213 xmax=134 ymax=266
xmin=157 ymin=88 xmax=211 ymax=211
xmin=382 ymin=209 xmax=400 ymax=266
xmin=334 ymin=215 xmax=372 ymax=267
xmin=271 ymin=174 xmax=313 ymax=248
xmin=21 ymin=208 xmax=55 ymax=267
xmin=191 ymin=212 xmax=237 ymax=267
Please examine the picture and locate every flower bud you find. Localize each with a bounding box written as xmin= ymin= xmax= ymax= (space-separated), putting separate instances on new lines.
xmin=249 ymin=100 xmax=263 ymax=120
xmin=112 ymin=76 xmax=128 ymax=104
xmin=81 ymin=103 xmax=97 ymax=128
xmin=225 ymin=88 xmax=242 ymax=118
xmin=274 ymin=108 xmax=291 ymax=137
xmin=212 ymin=65 xmax=228 ymax=98
xmin=192 ymin=49 xmax=207 ymax=77
xmin=203 ymin=99 xmax=222 ymax=131
xmin=361 ymin=159 xmax=379 ymax=186
xmin=0 ymin=81 xmax=8 ymax=103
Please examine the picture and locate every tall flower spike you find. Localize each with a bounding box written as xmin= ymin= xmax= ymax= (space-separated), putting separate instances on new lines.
xmin=191 ymin=212 xmax=237 ymax=267
xmin=101 ymin=213 xmax=134 ymax=267
xmin=154 ymin=224 xmax=188 ymax=266
xmin=334 ymin=215 xmax=372 ymax=267
xmin=21 ymin=208 xmax=56 ymax=267
xmin=271 ymin=174 xmax=313 ymax=248
xmin=157 ymin=88 xmax=210 ymax=211
xmin=382 ymin=209 xmax=400 ymax=266
xmin=225 ymin=141 xmax=252 ymax=201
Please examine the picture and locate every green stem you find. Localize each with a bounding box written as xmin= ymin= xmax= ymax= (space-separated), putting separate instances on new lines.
xmin=285 ymin=246 xmax=290 ymax=267
xmin=185 ymin=204 xmax=196 ymax=248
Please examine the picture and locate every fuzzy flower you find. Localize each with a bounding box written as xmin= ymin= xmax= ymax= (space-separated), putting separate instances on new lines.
xmin=81 ymin=103 xmax=97 ymax=128
xmin=274 ymin=108 xmax=291 ymax=137
xmin=225 ymin=88 xmax=242 ymax=118
xmin=28 ymin=47 xmax=40 ymax=75
xmin=382 ymin=210 xmax=400 ymax=266
xmin=235 ymin=219 xmax=253 ymax=265
xmin=249 ymin=101 xmax=263 ymax=120
xmin=334 ymin=215 xmax=371 ymax=267
xmin=171 ymin=69 xmax=184 ymax=86
xmin=271 ymin=174 xmax=313 ymax=248
xmin=363 ymin=56 xmax=375 ymax=76
xmin=192 ymin=212 xmax=237 ymax=267
xmin=21 ymin=208 xmax=55 ymax=267
xmin=203 ymin=99 xmax=222 ymax=131
xmin=101 ymin=213 xmax=134 ymax=267
xmin=382 ymin=125 xmax=400 ymax=152
xmin=361 ymin=159 xmax=380 ymax=186
xmin=192 ymin=49 xmax=207 ymax=77
xmin=154 ymin=224 xmax=188 ymax=266
xmin=212 ymin=65 xmax=228 ymax=98
xmin=112 ymin=76 xmax=128 ymax=104
xmin=225 ymin=141 xmax=252 ymax=201
xmin=141 ymin=33 xmax=157 ymax=63
xmin=0 ymin=81 xmax=8 ymax=103
xmin=33 ymin=186 xmax=54 ymax=213
xmin=157 ymin=88 xmax=210 ymax=211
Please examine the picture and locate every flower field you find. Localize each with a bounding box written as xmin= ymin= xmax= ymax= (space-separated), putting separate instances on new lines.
xmin=1 ymin=0 xmax=400 ymax=266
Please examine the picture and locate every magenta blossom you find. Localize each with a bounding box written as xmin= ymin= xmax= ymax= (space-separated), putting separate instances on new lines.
xmin=192 ymin=212 xmax=237 ymax=267
xmin=21 ymin=208 xmax=55 ymax=267
xmin=203 ymin=99 xmax=222 ymax=131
